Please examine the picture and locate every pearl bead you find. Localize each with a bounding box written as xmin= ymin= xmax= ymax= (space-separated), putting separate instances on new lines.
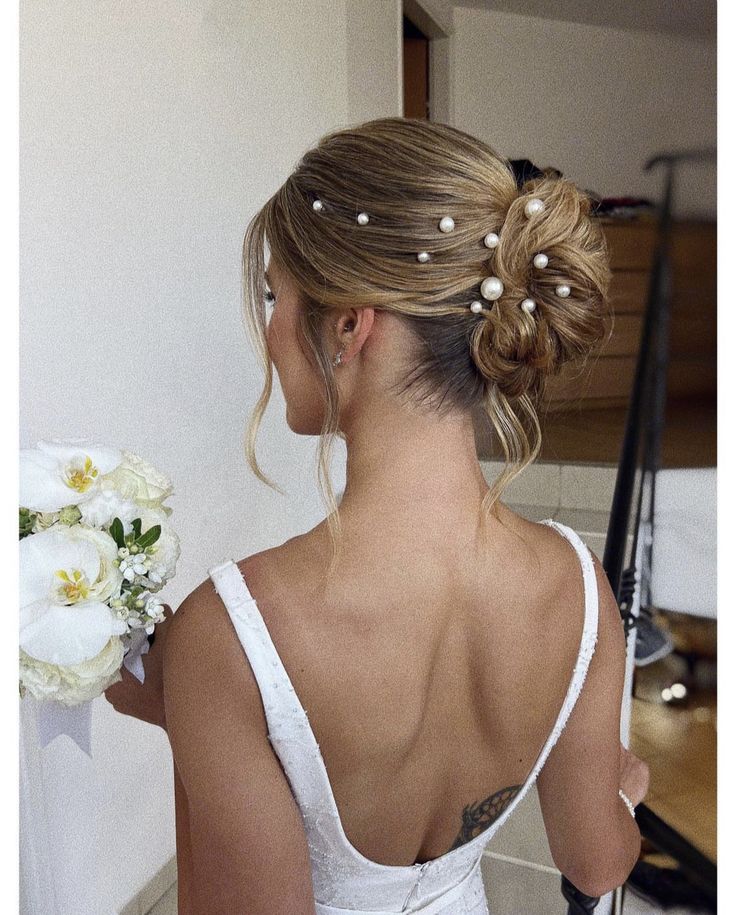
xmin=480 ymin=276 xmax=504 ymax=301
xmin=417 ymin=251 xmax=431 ymax=263
xmin=521 ymin=298 xmax=536 ymax=313
xmin=556 ymin=284 xmax=571 ymax=297
xmin=470 ymin=301 xmax=484 ymax=314
xmin=357 ymin=212 xmax=370 ymax=225
xmin=524 ymin=197 xmax=545 ymax=218
xmin=483 ymin=232 xmax=500 ymax=249
xmin=533 ymin=253 xmax=549 ymax=269
xmin=312 ymin=199 xmax=324 ymax=212
xmin=438 ymin=216 xmax=455 ymax=233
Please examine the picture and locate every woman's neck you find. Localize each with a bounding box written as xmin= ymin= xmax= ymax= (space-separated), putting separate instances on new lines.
xmin=336 ymin=406 xmax=495 ymax=533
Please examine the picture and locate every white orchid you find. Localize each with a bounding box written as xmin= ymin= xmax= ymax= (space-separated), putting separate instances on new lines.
xmin=20 ymin=526 xmax=126 ymax=665
xmin=20 ymin=440 xmax=123 ymax=513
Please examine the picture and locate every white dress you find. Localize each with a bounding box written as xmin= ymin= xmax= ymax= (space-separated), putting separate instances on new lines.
xmin=207 ymin=518 xmax=600 ymax=914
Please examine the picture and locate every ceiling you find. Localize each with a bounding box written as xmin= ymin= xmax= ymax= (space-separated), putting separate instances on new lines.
xmin=448 ymin=0 xmax=716 ymax=41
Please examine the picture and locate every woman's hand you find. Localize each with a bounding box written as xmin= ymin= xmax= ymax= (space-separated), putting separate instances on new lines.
xmin=619 ymin=743 xmax=650 ymax=808
xmin=103 ymin=604 xmax=174 ymax=731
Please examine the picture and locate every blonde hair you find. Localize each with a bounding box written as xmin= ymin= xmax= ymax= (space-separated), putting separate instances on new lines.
xmin=241 ymin=117 xmax=612 ymax=573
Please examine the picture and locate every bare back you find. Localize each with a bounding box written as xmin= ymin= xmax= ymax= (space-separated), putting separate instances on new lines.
xmin=225 ymin=502 xmax=590 ymax=868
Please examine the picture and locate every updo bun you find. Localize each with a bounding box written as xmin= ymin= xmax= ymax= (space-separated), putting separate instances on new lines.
xmin=471 ymin=169 xmax=611 ymax=402
xmin=242 ymin=117 xmax=613 ymax=559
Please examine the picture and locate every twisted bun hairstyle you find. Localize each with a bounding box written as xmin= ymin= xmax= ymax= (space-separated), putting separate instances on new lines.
xmin=242 ymin=117 xmax=612 ymax=569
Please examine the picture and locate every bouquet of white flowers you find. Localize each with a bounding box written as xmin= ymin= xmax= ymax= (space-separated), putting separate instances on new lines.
xmin=19 ymin=439 xmax=180 ymax=707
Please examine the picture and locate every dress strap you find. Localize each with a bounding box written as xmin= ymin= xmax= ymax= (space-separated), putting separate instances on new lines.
xmin=208 ymin=559 xmax=313 ymax=737
xmin=207 ymin=559 xmax=346 ymax=847
xmin=535 ymin=518 xmax=600 ymax=755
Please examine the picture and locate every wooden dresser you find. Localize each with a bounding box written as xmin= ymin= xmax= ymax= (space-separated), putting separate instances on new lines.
xmin=474 ymin=215 xmax=717 ymax=464
xmin=544 ymin=215 xmax=717 ymax=411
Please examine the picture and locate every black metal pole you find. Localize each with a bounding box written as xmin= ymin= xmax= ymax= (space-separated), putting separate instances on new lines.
xmin=640 ymin=162 xmax=674 ymax=610
xmin=561 ymin=149 xmax=716 ymax=913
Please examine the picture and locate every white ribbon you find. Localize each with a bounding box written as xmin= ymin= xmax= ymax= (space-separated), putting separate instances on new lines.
xmin=36 ymin=632 xmax=151 ymax=756
xmin=121 ymin=628 xmax=151 ymax=684
xmin=37 ymin=699 xmax=93 ymax=757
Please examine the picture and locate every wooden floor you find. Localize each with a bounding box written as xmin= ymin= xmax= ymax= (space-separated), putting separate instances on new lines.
xmin=629 ymin=644 xmax=717 ymax=864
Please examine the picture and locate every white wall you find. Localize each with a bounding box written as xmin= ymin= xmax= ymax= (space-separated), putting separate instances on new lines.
xmin=20 ymin=1 xmax=400 ymax=912
xmin=449 ymin=6 xmax=716 ymax=219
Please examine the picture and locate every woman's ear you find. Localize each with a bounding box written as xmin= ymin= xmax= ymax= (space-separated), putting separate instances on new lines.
xmin=336 ymin=307 xmax=376 ymax=364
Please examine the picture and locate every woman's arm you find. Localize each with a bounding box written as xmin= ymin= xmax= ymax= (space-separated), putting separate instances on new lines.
xmin=174 ymin=759 xmax=197 ymax=915
xmin=163 ymin=580 xmax=317 ymax=914
xmin=536 ymin=553 xmax=644 ymax=897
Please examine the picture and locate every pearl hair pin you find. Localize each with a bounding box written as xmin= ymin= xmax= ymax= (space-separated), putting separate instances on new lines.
xmin=309 ymin=192 xmax=576 ymax=318
xmin=480 ymin=276 xmax=504 ymax=301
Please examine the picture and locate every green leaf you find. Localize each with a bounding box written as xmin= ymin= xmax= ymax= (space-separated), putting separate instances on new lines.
xmin=109 ymin=517 xmax=125 ymax=548
xmin=132 ymin=518 xmax=142 ymax=539
xmin=137 ymin=525 xmax=161 ymax=549
xmin=19 ymin=507 xmax=37 ymax=539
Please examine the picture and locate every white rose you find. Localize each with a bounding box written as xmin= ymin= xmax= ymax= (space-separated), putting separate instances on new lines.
xmin=100 ymin=450 xmax=173 ymax=507
xmin=20 ymin=636 xmax=125 ymax=706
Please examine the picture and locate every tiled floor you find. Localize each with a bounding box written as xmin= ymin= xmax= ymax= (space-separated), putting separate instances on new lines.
xmin=622 ymin=888 xmax=712 ymax=915
xmin=146 ymin=883 xmax=176 ymax=915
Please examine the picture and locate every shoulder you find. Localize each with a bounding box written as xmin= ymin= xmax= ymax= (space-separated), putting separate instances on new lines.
xmin=162 ymin=541 xmax=299 ymax=706
xmin=165 ymin=549 xmax=274 ymax=661
xmin=163 ymin=552 xmax=273 ymax=733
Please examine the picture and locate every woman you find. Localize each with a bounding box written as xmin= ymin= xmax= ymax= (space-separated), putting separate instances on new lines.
xmin=106 ymin=118 xmax=649 ymax=914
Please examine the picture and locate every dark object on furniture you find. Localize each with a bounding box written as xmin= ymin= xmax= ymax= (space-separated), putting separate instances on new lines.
xmin=625 ymin=860 xmax=716 ymax=912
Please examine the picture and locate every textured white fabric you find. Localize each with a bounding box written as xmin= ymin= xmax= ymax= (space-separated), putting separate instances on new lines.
xmin=208 ymin=518 xmax=599 ymax=913
xmin=650 ymin=467 xmax=717 ymax=619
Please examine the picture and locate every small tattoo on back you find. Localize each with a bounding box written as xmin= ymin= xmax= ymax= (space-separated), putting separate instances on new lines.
xmin=447 ymin=784 xmax=523 ymax=851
